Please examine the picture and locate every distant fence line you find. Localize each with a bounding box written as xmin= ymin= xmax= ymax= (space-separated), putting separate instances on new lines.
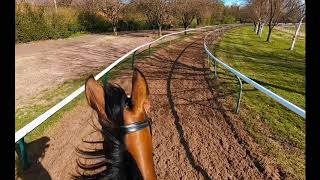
xmin=203 ymin=29 xmax=305 ymax=119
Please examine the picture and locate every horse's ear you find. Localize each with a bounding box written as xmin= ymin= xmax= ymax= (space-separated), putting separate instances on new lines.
xmin=85 ymin=76 xmax=107 ymax=120
xmin=131 ymin=68 xmax=150 ymax=115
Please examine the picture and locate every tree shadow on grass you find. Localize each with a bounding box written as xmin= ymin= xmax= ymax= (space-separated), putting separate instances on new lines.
xmin=250 ymin=78 xmax=305 ymax=96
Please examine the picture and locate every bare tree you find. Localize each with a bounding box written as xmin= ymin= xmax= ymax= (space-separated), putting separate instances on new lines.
xmin=173 ymin=0 xmax=198 ymax=34
xmin=78 ymin=0 xmax=124 ymax=35
xmin=257 ymin=1 xmax=269 ymax=37
xmin=239 ymin=6 xmax=253 ymax=23
xmin=290 ymin=2 xmax=305 ymax=50
xmin=194 ymin=0 xmax=213 ymax=26
xmin=265 ymin=0 xmax=299 ymax=42
xmin=248 ymin=0 xmax=269 ymax=35
xmin=98 ymin=0 xmax=124 ymax=36
xmin=136 ymin=0 xmax=170 ymax=36
xmin=53 ymin=0 xmax=58 ymax=12
xmin=210 ymin=1 xmax=225 ymax=24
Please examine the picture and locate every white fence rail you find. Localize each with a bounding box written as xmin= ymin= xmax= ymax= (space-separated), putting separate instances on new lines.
xmin=204 ymin=30 xmax=305 ymax=119
xmin=15 ymin=25 xmax=217 ymax=143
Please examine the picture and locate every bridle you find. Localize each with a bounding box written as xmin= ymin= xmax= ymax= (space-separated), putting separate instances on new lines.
xmin=120 ymin=96 xmax=152 ymax=135
xmin=120 ymin=117 xmax=152 ymax=135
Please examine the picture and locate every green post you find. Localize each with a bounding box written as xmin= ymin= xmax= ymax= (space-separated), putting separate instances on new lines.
xmin=102 ymin=72 xmax=109 ymax=85
xmin=208 ymin=55 xmax=213 ymax=79
xmin=132 ymin=51 xmax=136 ymax=69
xmin=235 ymin=75 xmax=243 ymax=114
xmin=18 ymin=138 xmax=30 ymax=170
xmin=148 ymin=45 xmax=151 ymax=57
xmin=214 ymin=59 xmax=218 ymax=79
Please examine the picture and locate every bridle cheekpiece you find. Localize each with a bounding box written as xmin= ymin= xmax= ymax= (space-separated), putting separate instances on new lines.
xmin=120 ymin=96 xmax=152 ymax=135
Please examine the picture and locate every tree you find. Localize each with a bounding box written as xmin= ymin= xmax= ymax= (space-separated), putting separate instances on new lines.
xmin=239 ymin=6 xmax=253 ymax=23
xmin=265 ymin=0 xmax=299 ymax=42
xmin=135 ymin=0 xmax=170 ymax=37
xmin=57 ymin=0 xmax=73 ymax=7
xmin=78 ymin=0 xmax=125 ymax=35
xmin=98 ymin=0 xmax=125 ymax=36
xmin=290 ymin=2 xmax=305 ymax=50
xmin=173 ymin=0 xmax=198 ymax=34
xmin=247 ymin=0 xmax=269 ymax=35
xmin=208 ymin=1 xmax=225 ymax=24
xmin=194 ymin=0 xmax=213 ymax=26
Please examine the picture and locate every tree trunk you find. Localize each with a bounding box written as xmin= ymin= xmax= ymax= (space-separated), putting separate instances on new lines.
xmin=158 ymin=24 xmax=162 ymax=37
xmin=266 ymin=24 xmax=272 ymax=42
xmin=258 ymin=23 xmax=264 ymax=37
xmin=152 ymin=25 xmax=155 ymax=34
xmin=255 ymin=22 xmax=259 ymax=34
xmin=253 ymin=22 xmax=257 ymax=31
xmin=290 ymin=16 xmax=304 ymax=50
xmin=53 ymin=0 xmax=57 ymax=13
xmin=113 ymin=26 xmax=117 ymax=36
xmin=184 ymin=24 xmax=187 ymax=35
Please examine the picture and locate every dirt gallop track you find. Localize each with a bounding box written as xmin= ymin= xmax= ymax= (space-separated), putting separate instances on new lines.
xmin=17 ymin=30 xmax=284 ymax=179
xmin=15 ymin=32 xmax=153 ymax=108
xmin=135 ymin=33 xmax=283 ymax=179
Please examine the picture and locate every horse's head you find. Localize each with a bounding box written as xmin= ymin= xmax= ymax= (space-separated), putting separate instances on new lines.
xmin=122 ymin=68 xmax=156 ymax=180
xmin=83 ymin=68 xmax=156 ymax=180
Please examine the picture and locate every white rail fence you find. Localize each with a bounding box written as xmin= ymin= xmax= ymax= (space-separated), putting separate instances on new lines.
xmin=15 ymin=26 xmax=217 ymax=143
xmin=204 ymin=30 xmax=305 ymax=118
xmin=16 ymin=24 xmax=304 ymax=171
xmin=15 ymin=25 xmax=218 ymax=169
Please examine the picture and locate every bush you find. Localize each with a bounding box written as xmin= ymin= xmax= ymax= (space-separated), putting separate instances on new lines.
xmin=78 ymin=11 xmax=112 ymax=33
xmin=16 ymin=3 xmax=49 ymax=42
xmin=15 ymin=2 xmax=173 ymax=43
xmin=222 ymin=15 xmax=236 ymax=24
xmin=189 ymin=18 xmax=198 ymax=28
xmin=118 ymin=20 xmax=152 ymax=31
xmin=15 ymin=3 xmax=84 ymax=43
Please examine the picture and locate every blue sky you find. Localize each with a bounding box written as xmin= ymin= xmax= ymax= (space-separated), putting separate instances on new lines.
xmin=223 ymin=0 xmax=247 ymax=6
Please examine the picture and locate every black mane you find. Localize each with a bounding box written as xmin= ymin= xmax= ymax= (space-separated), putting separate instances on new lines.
xmin=73 ymin=83 xmax=142 ymax=180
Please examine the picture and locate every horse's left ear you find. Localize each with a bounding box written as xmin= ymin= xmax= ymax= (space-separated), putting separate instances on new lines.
xmin=131 ymin=68 xmax=150 ymax=115
xmin=84 ymin=76 xmax=108 ymax=120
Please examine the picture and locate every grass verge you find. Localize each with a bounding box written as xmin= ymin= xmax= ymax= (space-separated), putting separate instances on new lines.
xmin=210 ymin=26 xmax=305 ymax=179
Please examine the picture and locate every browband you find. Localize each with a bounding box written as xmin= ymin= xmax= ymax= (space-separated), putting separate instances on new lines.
xmin=120 ymin=117 xmax=152 ymax=135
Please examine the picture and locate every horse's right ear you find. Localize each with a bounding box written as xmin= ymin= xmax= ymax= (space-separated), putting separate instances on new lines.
xmin=85 ymin=76 xmax=107 ymax=120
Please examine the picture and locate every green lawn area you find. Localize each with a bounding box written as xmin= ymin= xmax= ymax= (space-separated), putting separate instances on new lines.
xmin=211 ymin=26 xmax=305 ymax=179
xmin=282 ymin=24 xmax=305 ymax=33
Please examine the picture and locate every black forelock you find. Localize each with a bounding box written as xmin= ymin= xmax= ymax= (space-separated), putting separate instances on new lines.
xmin=74 ymin=82 xmax=142 ymax=180
xmin=104 ymin=83 xmax=128 ymax=128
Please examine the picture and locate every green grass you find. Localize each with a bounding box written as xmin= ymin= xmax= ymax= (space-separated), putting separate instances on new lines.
xmin=282 ymin=24 xmax=305 ymax=34
xmin=211 ymin=26 xmax=305 ymax=179
xmin=68 ymin=31 xmax=87 ymax=38
xmin=15 ymin=75 xmax=92 ymax=142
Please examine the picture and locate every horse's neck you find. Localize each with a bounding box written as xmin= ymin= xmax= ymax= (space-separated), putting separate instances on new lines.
xmin=124 ymin=151 xmax=144 ymax=180
xmin=102 ymin=132 xmax=143 ymax=180
xmin=125 ymin=128 xmax=157 ymax=180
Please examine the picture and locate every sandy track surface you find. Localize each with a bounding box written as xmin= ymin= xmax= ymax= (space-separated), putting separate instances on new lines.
xmin=15 ymin=31 xmax=158 ymax=108
xmin=16 ymin=29 xmax=284 ymax=180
